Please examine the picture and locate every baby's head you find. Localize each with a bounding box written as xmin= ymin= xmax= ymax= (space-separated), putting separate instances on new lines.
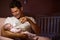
xmin=4 ymin=23 xmax=13 ymax=30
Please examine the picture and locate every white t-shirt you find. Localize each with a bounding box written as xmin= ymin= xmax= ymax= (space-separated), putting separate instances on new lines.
xmin=4 ymin=16 xmax=36 ymax=33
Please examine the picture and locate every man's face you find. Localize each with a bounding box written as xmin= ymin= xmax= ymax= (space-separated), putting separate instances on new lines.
xmin=11 ymin=7 xmax=22 ymax=18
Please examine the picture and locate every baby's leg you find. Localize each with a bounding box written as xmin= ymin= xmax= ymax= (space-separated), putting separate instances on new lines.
xmin=21 ymin=31 xmax=51 ymax=40
xmin=21 ymin=31 xmax=37 ymax=40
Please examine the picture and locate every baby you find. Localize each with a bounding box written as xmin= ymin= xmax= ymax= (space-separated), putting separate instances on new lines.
xmin=4 ymin=17 xmax=38 ymax=40
xmin=4 ymin=17 xmax=31 ymax=33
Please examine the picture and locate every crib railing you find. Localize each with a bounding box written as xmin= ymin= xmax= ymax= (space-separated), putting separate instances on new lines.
xmin=35 ymin=16 xmax=60 ymax=40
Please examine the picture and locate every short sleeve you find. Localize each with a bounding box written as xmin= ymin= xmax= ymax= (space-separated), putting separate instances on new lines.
xmin=4 ymin=17 xmax=10 ymax=25
xmin=4 ymin=17 xmax=20 ymax=27
xmin=26 ymin=17 xmax=36 ymax=24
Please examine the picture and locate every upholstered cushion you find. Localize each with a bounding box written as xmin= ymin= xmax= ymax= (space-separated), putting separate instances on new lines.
xmin=0 ymin=18 xmax=6 ymax=36
xmin=0 ymin=36 xmax=13 ymax=40
xmin=0 ymin=18 xmax=14 ymax=40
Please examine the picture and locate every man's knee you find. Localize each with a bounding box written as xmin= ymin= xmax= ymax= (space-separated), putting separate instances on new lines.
xmin=38 ymin=36 xmax=51 ymax=40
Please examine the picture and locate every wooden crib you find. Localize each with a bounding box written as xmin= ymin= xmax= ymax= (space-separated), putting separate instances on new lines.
xmin=35 ymin=16 xmax=60 ymax=40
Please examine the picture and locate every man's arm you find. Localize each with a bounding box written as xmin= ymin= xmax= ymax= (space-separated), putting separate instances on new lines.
xmin=19 ymin=17 xmax=40 ymax=35
xmin=1 ymin=26 xmax=27 ymax=38
xmin=27 ymin=18 xmax=40 ymax=35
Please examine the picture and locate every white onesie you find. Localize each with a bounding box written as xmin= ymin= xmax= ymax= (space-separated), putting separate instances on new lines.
xmin=4 ymin=17 xmax=36 ymax=33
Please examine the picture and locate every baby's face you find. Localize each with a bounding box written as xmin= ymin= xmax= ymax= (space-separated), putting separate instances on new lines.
xmin=4 ymin=23 xmax=13 ymax=30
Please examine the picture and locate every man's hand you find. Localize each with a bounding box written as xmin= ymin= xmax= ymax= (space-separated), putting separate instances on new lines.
xmin=19 ymin=17 xmax=27 ymax=23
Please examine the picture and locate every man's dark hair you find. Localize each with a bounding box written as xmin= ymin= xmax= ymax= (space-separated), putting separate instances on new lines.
xmin=9 ymin=0 xmax=22 ymax=8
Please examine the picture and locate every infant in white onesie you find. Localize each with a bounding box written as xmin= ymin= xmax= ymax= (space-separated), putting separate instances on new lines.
xmin=4 ymin=17 xmax=38 ymax=40
xmin=4 ymin=17 xmax=31 ymax=33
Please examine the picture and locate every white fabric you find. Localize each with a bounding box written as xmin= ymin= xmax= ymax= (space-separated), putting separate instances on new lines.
xmin=4 ymin=16 xmax=36 ymax=33
xmin=10 ymin=28 xmax=22 ymax=33
xmin=26 ymin=17 xmax=36 ymax=24
xmin=4 ymin=17 xmax=21 ymax=27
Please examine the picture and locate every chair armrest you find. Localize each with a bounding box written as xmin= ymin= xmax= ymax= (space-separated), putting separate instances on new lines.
xmin=0 ymin=36 xmax=13 ymax=40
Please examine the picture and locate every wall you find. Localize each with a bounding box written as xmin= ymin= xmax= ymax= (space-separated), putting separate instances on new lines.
xmin=0 ymin=0 xmax=60 ymax=17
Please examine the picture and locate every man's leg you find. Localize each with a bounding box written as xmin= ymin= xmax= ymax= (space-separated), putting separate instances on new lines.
xmin=21 ymin=31 xmax=51 ymax=40
xmin=38 ymin=36 xmax=51 ymax=40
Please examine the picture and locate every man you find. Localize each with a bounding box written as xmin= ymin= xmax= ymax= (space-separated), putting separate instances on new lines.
xmin=1 ymin=0 xmax=40 ymax=39
xmin=1 ymin=0 xmax=51 ymax=40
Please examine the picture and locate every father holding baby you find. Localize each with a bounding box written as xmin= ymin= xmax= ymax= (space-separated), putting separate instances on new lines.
xmin=1 ymin=0 xmax=51 ymax=40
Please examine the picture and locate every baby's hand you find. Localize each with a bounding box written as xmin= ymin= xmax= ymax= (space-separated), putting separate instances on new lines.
xmin=4 ymin=23 xmax=13 ymax=30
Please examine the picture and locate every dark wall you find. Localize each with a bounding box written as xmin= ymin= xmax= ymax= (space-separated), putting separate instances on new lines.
xmin=0 ymin=0 xmax=12 ymax=17
xmin=0 ymin=0 xmax=60 ymax=17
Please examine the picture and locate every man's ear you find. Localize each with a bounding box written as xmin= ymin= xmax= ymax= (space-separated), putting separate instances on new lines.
xmin=21 ymin=7 xmax=23 ymax=11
